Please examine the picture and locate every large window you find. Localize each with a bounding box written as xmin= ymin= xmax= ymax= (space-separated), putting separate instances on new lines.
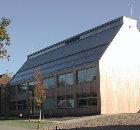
xmin=29 ymin=82 xmax=34 ymax=97
xmin=58 ymin=73 xmax=73 ymax=87
xmin=57 ymin=95 xmax=74 ymax=108
xmin=17 ymin=84 xmax=27 ymax=94
xmin=17 ymin=100 xmax=27 ymax=111
xmin=43 ymin=77 xmax=55 ymax=89
xmin=9 ymin=101 xmax=16 ymax=110
xmin=9 ymin=86 xmax=16 ymax=96
xmin=43 ymin=98 xmax=55 ymax=109
xmin=78 ymin=93 xmax=97 ymax=107
xmin=77 ymin=67 xmax=96 ymax=83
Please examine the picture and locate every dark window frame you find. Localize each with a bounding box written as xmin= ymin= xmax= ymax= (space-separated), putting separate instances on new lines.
xmin=17 ymin=100 xmax=27 ymax=111
xmin=77 ymin=67 xmax=96 ymax=84
xmin=77 ymin=93 xmax=97 ymax=107
xmin=57 ymin=95 xmax=74 ymax=108
xmin=43 ymin=77 xmax=55 ymax=89
xmin=58 ymin=72 xmax=73 ymax=87
xmin=17 ymin=83 xmax=27 ymax=94
xmin=9 ymin=86 xmax=16 ymax=96
xmin=43 ymin=97 xmax=55 ymax=110
xmin=9 ymin=101 xmax=16 ymax=110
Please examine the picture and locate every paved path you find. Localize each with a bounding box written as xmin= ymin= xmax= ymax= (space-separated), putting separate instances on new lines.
xmin=0 ymin=124 xmax=36 ymax=130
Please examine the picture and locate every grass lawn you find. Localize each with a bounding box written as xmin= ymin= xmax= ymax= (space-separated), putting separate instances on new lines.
xmin=0 ymin=120 xmax=58 ymax=129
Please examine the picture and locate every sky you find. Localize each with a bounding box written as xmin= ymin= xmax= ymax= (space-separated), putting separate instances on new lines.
xmin=0 ymin=0 xmax=140 ymax=76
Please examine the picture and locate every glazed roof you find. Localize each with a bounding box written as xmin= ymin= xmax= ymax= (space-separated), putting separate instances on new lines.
xmin=10 ymin=17 xmax=123 ymax=84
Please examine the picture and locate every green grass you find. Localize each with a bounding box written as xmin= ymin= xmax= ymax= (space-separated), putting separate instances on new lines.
xmin=0 ymin=120 xmax=58 ymax=129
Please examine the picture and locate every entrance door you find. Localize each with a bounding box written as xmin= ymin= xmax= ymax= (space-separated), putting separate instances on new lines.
xmin=29 ymin=98 xmax=39 ymax=115
xmin=29 ymin=82 xmax=39 ymax=115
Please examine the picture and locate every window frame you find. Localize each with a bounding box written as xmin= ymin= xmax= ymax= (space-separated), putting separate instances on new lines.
xmin=9 ymin=86 xmax=16 ymax=96
xmin=77 ymin=67 xmax=96 ymax=84
xmin=43 ymin=97 xmax=55 ymax=109
xmin=57 ymin=95 xmax=74 ymax=108
xmin=17 ymin=100 xmax=27 ymax=111
xmin=58 ymin=72 xmax=73 ymax=87
xmin=9 ymin=101 xmax=16 ymax=110
xmin=17 ymin=83 xmax=27 ymax=94
xmin=77 ymin=93 xmax=97 ymax=108
xmin=43 ymin=77 xmax=55 ymax=89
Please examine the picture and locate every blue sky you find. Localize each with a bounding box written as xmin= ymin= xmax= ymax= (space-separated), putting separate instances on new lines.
xmin=0 ymin=0 xmax=139 ymax=76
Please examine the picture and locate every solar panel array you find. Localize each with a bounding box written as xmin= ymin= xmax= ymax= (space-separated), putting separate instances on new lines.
xmin=10 ymin=25 xmax=122 ymax=83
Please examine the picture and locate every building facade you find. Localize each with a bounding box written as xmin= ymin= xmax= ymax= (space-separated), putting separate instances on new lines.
xmin=6 ymin=16 xmax=140 ymax=116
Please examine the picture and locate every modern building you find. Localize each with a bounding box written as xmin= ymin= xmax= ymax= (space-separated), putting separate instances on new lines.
xmin=6 ymin=16 xmax=140 ymax=116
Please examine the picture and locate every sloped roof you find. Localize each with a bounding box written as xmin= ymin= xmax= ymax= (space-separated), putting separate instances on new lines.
xmin=10 ymin=18 xmax=123 ymax=84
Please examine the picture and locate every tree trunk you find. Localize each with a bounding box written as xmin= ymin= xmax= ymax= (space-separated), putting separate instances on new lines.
xmin=39 ymin=104 xmax=41 ymax=121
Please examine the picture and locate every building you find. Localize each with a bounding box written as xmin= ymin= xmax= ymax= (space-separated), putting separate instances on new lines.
xmin=7 ymin=16 xmax=140 ymax=116
xmin=0 ymin=74 xmax=11 ymax=116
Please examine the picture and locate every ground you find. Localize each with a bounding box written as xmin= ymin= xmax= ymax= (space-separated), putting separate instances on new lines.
xmin=0 ymin=113 xmax=140 ymax=130
xmin=41 ymin=113 xmax=140 ymax=130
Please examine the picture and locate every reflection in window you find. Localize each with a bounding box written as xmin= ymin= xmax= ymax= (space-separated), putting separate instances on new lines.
xmin=78 ymin=93 xmax=97 ymax=107
xmin=58 ymin=95 xmax=74 ymax=108
xmin=43 ymin=98 xmax=55 ymax=109
xmin=43 ymin=77 xmax=55 ymax=89
xmin=17 ymin=100 xmax=27 ymax=111
xmin=9 ymin=101 xmax=16 ymax=110
xmin=29 ymin=82 xmax=34 ymax=97
xmin=17 ymin=84 xmax=27 ymax=94
xmin=77 ymin=67 xmax=96 ymax=83
xmin=58 ymin=73 xmax=73 ymax=87
xmin=9 ymin=86 xmax=16 ymax=96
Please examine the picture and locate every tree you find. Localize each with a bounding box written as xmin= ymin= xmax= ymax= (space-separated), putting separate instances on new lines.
xmin=0 ymin=17 xmax=12 ymax=60
xmin=33 ymin=68 xmax=47 ymax=121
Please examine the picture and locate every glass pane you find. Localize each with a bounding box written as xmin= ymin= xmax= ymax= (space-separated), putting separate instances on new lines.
xmin=65 ymin=77 xmax=73 ymax=86
xmin=49 ymin=77 xmax=54 ymax=82
xmin=63 ymin=61 xmax=75 ymax=69
xmin=59 ymin=79 xmax=65 ymax=86
xmin=10 ymin=86 xmax=16 ymax=96
xmin=66 ymin=95 xmax=73 ymax=99
xmin=23 ymin=100 xmax=27 ymax=110
xmin=18 ymin=101 xmax=22 ymax=110
xmin=66 ymin=99 xmax=74 ymax=107
xmin=77 ymin=69 xmax=86 ymax=75
xmin=13 ymin=101 xmax=16 ymax=110
xmin=58 ymin=100 xmax=65 ymax=108
xmin=43 ymin=98 xmax=55 ymax=109
xmin=83 ymin=55 xmax=95 ymax=64
xmin=72 ymin=58 xmax=85 ymax=67
xmin=66 ymin=73 xmax=73 ymax=78
xmin=87 ymin=67 xmax=96 ymax=73
xmin=87 ymin=93 xmax=97 ymax=97
xmin=77 ymin=74 xmax=86 ymax=83
xmin=9 ymin=102 xmax=12 ymax=110
xmin=58 ymin=96 xmax=65 ymax=100
xmin=86 ymin=75 xmax=95 ymax=82
xmin=78 ymin=93 xmax=86 ymax=98
xmin=29 ymin=99 xmax=34 ymax=115
xmin=49 ymin=81 xmax=55 ymax=89
xmin=17 ymin=84 xmax=27 ymax=94
xmin=59 ymin=74 xmax=65 ymax=79
xmin=78 ymin=99 xmax=87 ymax=107
xmin=88 ymin=98 xmax=97 ymax=106
xmin=43 ymin=79 xmax=49 ymax=89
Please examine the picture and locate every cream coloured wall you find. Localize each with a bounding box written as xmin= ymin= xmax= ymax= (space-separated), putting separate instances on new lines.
xmin=99 ymin=16 xmax=140 ymax=114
